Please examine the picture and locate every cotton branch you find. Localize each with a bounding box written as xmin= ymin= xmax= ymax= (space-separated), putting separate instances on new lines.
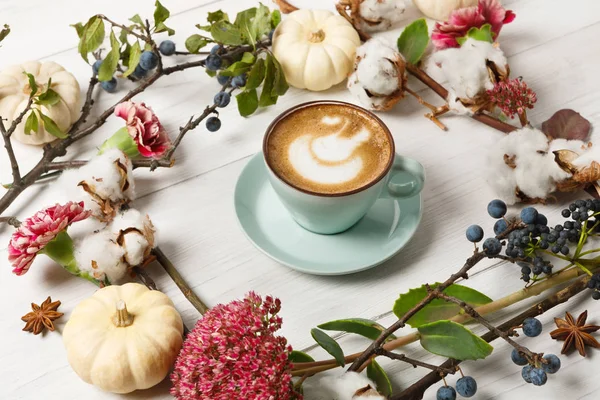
xmin=392 ymin=275 xmax=591 ymax=400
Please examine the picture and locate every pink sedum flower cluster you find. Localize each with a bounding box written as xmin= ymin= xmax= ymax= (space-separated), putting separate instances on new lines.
xmin=114 ymin=101 xmax=171 ymax=158
xmin=432 ymin=0 xmax=516 ymax=49
xmin=487 ymin=78 xmax=537 ymax=119
xmin=170 ymin=292 xmax=300 ymax=400
xmin=8 ymin=201 xmax=91 ymax=275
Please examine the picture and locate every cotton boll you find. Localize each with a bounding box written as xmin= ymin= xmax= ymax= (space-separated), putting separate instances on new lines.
xmin=58 ymin=149 xmax=135 ymax=222
xmin=359 ymin=0 xmax=406 ymax=32
xmin=75 ymin=230 xmax=127 ymax=284
xmin=487 ymin=128 xmax=571 ymax=203
xmin=108 ymin=209 xmax=157 ymax=266
xmin=348 ymin=38 xmax=406 ymax=111
xmin=303 ymin=372 xmax=384 ymax=400
xmin=430 ymin=39 xmax=508 ymax=108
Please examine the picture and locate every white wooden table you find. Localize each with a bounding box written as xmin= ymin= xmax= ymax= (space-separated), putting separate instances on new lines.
xmin=1 ymin=0 xmax=599 ymax=399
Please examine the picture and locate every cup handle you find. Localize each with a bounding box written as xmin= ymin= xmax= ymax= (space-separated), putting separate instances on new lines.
xmin=380 ymin=155 xmax=425 ymax=199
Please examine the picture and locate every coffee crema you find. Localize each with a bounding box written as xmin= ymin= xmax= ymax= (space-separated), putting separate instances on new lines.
xmin=265 ymin=104 xmax=393 ymax=195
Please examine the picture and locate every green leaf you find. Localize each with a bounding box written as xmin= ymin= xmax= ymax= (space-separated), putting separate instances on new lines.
xmin=36 ymin=88 xmax=60 ymax=107
xmin=259 ymin=54 xmax=277 ymax=107
xmin=393 ymin=283 xmax=493 ymax=328
xmin=129 ymin=14 xmax=144 ymax=26
xmin=24 ymin=73 xmax=38 ymax=97
xmin=207 ymin=10 xmax=229 ymax=24
xmin=205 ymin=69 xmax=217 ymax=77
xmin=220 ymin=61 xmax=253 ymax=77
xmin=119 ymin=28 xmax=130 ymax=45
xmin=457 ymin=24 xmax=493 ymax=46
xmin=155 ymin=21 xmax=175 ymax=36
xmin=24 ymin=111 xmax=38 ymax=135
xmin=418 ymin=320 xmax=493 ymax=360
xmin=123 ymin=41 xmax=142 ymax=77
xmin=211 ymin=20 xmax=244 ymax=45
xmin=311 ymin=328 xmax=345 ymax=367
xmin=236 ymin=89 xmax=259 ymax=117
xmin=397 ymin=18 xmax=429 ymax=65
xmin=154 ymin=0 xmax=170 ymax=27
xmin=288 ymin=350 xmax=315 ymax=363
xmin=367 ymin=359 xmax=393 ymax=396
xmin=251 ymin=4 xmax=272 ymax=42
xmin=98 ymin=31 xmax=120 ymax=82
xmin=185 ymin=34 xmax=208 ymax=54
xmin=71 ymin=22 xmax=84 ymax=38
xmin=270 ymin=54 xmax=288 ymax=97
xmin=235 ymin=8 xmax=257 ymax=47
xmin=271 ymin=10 xmax=281 ymax=29
xmin=245 ymin=58 xmax=265 ymax=90
xmin=241 ymin=52 xmax=255 ymax=64
xmin=39 ymin=113 xmax=67 ymax=139
xmin=78 ymin=16 xmax=105 ymax=63
xmin=318 ymin=318 xmax=395 ymax=341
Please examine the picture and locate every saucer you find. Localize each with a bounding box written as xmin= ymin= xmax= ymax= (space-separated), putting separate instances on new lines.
xmin=234 ymin=153 xmax=423 ymax=275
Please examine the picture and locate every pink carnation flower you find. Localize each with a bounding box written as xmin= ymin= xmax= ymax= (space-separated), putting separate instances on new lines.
xmin=8 ymin=202 xmax=91 ymax=275
xmin=432 ymin=0 xmax=516 ymax=49
xmin=171 ymin=292 xmax=300 ymax=400
xmin=114 ymin=101 xmax=171 ymax=158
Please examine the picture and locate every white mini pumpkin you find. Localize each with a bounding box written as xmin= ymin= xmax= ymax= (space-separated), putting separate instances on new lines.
xmin=63 ymin=283 xmax=184 ymax=393
xmin=413 ymin=0 xmax=478 ymax=21
xmin=273 ymin=9 xmax=361 ymax=91
xmin=0 ymin=61 xmax=80 ymax=145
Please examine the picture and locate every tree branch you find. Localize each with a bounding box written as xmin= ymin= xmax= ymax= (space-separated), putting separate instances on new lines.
xmin=374 ymin=348 xmax=456 ymax=375
xmin=0 ymin=97 xmax=34 ymax=185
xmin=392 ymin=275 xmax=591 ymax=400
xmin=98 ymin=15 xmax=149 ymax=42
xmin=0 ymin=216 xmax=20 ymax=227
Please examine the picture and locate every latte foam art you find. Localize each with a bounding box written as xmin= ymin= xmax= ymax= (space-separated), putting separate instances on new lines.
xmin=288 ymin=116 xmax=371 ymax=185
xmin=266 ymin=103 xmax=392 ymax=194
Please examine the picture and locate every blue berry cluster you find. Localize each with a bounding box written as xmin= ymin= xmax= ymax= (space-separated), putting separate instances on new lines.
xmin=515 ymin=353 xmax=561 ymax=386
xmin=436 ymin=376 xmax=477 ymax=400
xmin=94 ymin=50 xmax=161 ymax=93
xmin=587 ymin=273 xmax=600 ymax=300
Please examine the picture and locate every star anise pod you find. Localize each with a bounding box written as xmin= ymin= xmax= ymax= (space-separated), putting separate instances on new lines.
xmin=21 ymin=296 xmax=63 ymax=335
xmin=550 ymin=310 xmax=600 ymax=357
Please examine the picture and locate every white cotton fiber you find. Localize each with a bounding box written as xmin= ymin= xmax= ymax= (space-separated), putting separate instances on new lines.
xmin=429 ymin=38 xmax=508 ymax=101
xmin=58 ymin=149 xmax=135 ymax=220
xmin=302 ymin=372 xmax=385 ymax=400
xmin=108 ymin=209 xmax=157 ymax=266
xmin=75 ymin=230 xmax=127 ymax=284
xmin=359 ymin=0 xmax=406 ymax=32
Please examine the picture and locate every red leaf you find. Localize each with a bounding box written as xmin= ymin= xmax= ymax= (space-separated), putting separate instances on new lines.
xmin=542 ymin=109 xmax=592 ymax=141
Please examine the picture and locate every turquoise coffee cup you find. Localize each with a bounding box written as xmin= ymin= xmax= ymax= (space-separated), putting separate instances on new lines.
xmin=263 ymin=101 xmax=425 ymax=235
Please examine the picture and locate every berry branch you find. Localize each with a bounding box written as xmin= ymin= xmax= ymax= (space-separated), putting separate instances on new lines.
xmin=373 ymin=348 xmax=457 ymax=375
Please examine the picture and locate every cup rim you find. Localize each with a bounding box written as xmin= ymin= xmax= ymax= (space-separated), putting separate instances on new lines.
xmin=262 ymin=100 xmax=396 ymax=198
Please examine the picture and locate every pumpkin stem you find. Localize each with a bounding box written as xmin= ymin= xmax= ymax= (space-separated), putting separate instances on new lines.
xmin=113 ymin=300 xmax=134 ymax=327
xmin=308 ymin=29 xmax=325 ymax=43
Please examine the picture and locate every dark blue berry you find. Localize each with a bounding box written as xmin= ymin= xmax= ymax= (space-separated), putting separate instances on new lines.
xmin=521 ymin=266 xmax=531 ymax=275
xmin=217 ymin=74 xmax=230 ymax=86
xmin=522 ymin=317 xmax=542 ymax=337
xmin=539 ymin=240 xmax=549 ymax=249
xmin=569 ymin=203 xmax=577 ymax=211
xmin=542 ymin=354 xmax=561 ymax=374
xmin=456 ymin=376 xmax=477 ymax=397
xmin=535 ymin=214 xmax=548 ymax=225
xmin=522 ymin=365 xmax=533 ymax=383
xmin=551 ymin=245 xmax=560 ymax=253
xmin=210 ymin=45 xmax=222 ymax=55
xmin=560 ymin=246 xmax=569 ymax=255
xmin=521 ymin=207 xmax=538 ymax=224
xmin=483 ymin=238 xmax=502 ymax=255
xmin=488 ymin=199 xmax=507 ymax=219
xmin=206 ymin=116 xmax=221 ymax=132
xmin=132 ymin=64 xmax=148 ymax=79
xmin=206 ymin=54 xmax=222 ymax=71
xmin=268 ymin=29 xmax=275 ymax=42
xmin=214 ymin=91 xmax=231 ymax=108
xmin=529 ymin=368 xmax=547 ymax=386
xmin=436 ymin=386 xmax=456 ymax=400
xmin=139 ymin=51 xmax=159 ymax=70
xmin=593 ymin=291 xmax=600 ymax=300
xmin=231 ymin=74 xmax=247 ymax=88
xmin=466 ymin=225 xmax=484 ymax=243
xmin=572 ymin=211 xmax=581 ymax=220
xmin=100 ymin=77 xmax=117 ymax=93
xmin=576 ymin=200 xmax=585 ymax=207
xmin=562 ymin=209 xmax=571 ymax=218
xmin=92 ymin=59 xmax=102 ymax=75
xmin=159 ymin=40 xmax=176 ymax=56
xmin=522 ymin=274 xmax=530 ymax=282
xmin=542 ymin=265 xmax=552 ymax=274
xmin=494 ymin=219 xmax=508 ymax=235
xmin=511 ymin=349 xmax=528 ymax=365
xmin=547 ymin=234 xmax=557 ymax=243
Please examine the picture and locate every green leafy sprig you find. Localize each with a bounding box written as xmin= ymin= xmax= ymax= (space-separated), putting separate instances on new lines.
xmin=23 ymin=73 xmax=66 ymax=138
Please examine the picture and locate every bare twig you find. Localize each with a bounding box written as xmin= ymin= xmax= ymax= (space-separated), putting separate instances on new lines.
xmin=133 ymin=266 xmax=157 ymax=290
xmin=0 ymin=216 xmax=20 ymax=227
xmin=98 ymin=15 xmax=149 ymax=42
xmin=392 ymin=275 xmax=591 ymax=400
xmin=152 ymin=246 xmax=209 ymax=315
xmin=0 ymin=98 xmax=34 ymax=185
xmin=374 ymin=348 xmax=456 ymax=375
